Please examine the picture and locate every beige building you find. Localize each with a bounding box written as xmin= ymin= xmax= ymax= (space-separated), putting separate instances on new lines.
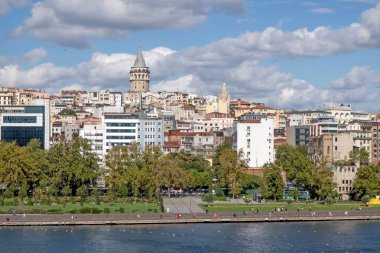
xmin=309 ymin=131 xmax=369 ymax=164
xmin=333 ymin=165 xmax=357 ymax=200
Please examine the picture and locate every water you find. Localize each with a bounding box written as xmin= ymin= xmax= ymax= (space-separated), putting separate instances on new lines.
xmin=0 ymin=221 xmax=379 ymax=252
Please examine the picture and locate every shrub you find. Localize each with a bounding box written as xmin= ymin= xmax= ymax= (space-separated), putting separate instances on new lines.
xmin=117 ymin=207 xmax=125 ymax=213
xmin=202 ymin=193 xmax=214 ymax=203
xmin=47 ymin=208 xmax=63 ymax=214
xmin=91 ymin=208 xmax=102 ymax=214
xmin=104 ymin=207 xmax=110 ymax=213
xmin=214 ymin=196 xmax=227 ymax=201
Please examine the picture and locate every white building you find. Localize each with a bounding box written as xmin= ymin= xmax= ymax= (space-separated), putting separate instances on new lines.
xmin=102 ymin=113 xmax=140 ymax=154
xmin=79 ymin=119 xmax=104 ymax=164
xmin=233 ymin=118 xmax=274 ymax=168
xmin=102 ymin=113 xmax=164 ymax=155
xmin=139 ymin=118 xmax=164 ymax=148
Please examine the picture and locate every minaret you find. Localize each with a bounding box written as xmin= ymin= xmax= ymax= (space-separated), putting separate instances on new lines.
xmin=217 ymin=82 xmax=230 ymax=114
xmin=129 ymin=48 xmax=150 ymax=93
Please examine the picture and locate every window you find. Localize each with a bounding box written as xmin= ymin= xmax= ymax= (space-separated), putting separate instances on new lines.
xmin=3 ymin=116 xmax=37 ymax=123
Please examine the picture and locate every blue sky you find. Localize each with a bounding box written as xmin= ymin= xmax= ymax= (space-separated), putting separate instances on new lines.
xmin=1 ymin=0 xmax=380 ymax=112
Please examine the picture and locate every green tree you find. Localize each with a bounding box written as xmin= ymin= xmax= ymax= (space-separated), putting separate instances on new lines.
xmin=19 ymin=182 xmax=29 ymax=203
xmin=261 ymin=164 xmax=284 ymax=201
xmin=311 ymin=167 xmax=337 ymax=200
xmin=275 ymin=144 xmax=314 ymax=189
xmin=349 ymin=147 xmax=369 ymax=167
xmin=58 ymin=109 xmax=77 ymax=117
xmin=353 ymin=165 xmax=380 ymax=198
xmin=45 ymin=137 xmax=99 ymax=195
xmin=0 ymin=142 xmax=40 ymax=186
xmin=158 ymin=155 xmax=191 ymax=198
xmin=218 ymin=148 xmax=247 ymax=199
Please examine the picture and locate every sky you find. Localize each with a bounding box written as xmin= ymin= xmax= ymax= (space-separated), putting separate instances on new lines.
xmin=1 ymin=0 xmax=380 ymax=112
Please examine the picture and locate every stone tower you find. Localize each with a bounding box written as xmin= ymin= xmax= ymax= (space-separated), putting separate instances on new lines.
xmin=129 ymin=48 xmax=150 ymax=93
xmin=217 ymin=82 xmax=230 ymax=114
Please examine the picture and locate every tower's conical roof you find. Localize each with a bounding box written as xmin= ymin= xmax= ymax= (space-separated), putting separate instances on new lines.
xmin=133 ymin=48 xmax=146 ymax=68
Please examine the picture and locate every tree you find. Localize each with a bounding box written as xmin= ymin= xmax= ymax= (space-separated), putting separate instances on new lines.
xmin=311 ymin=167 xmax=337 ymax=200
xmin=104 ymin=143 xmax=146 ymax=201
xmin=218 ymin=148 xmax=247 ymax=199
xmin=349 ymin=147 xmax=369 ymax=167
xmin=275 ymin=144 xmax=314 ymax=189
xmin=58 ymin=109 xmax=77 ymax=117
xmin=261 ymin=164 xmax=284 ymax=201
xmin=0 ymin=141 xmax=40 ymax=186
xmin=353 ymin=165 xmax=380 ymax=198
xmin=45 ymin=137 xmax=99 ymax=195
xmin=158 ymin=155 xmax=191 ymax=198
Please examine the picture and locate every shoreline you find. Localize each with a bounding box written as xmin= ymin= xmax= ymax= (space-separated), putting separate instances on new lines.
xmin=1 ymin=211 xmax=380 ymax=226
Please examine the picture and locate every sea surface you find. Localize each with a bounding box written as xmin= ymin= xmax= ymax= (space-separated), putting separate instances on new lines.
xmin=0 ymin=221 xmax=379 ymax=252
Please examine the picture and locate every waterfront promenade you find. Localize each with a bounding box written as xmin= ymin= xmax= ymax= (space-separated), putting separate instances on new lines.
xmin=1 ymin=209 xmax=379 ymax=226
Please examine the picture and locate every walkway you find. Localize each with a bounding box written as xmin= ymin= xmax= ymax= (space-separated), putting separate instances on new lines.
xmin=163 ymin=197 xmax=205 ymax=214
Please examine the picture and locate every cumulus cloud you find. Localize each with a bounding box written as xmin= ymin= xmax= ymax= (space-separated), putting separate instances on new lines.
xmin=0 ymin=63 xmax=74 ymax=91
xmin=23 ymin=48 xmax=48 ymax=63
xmin=330 ymin=66 xmax=380 ymax=90
xmin=13 ymin=0 xmax=245 ymax=48
xmin=0 ymin=0 xmax=29 ymax=15
xmin=151 ymin=75 xmax=199 ymax=94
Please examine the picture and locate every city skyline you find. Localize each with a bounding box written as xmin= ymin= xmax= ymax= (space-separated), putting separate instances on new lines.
xmin=1 ymin=0 xmax=380 ymax=112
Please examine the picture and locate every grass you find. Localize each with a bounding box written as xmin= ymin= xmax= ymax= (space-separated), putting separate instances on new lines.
xmin=201 ymin=201 xmax=380 ymax=213
xmin=0 ymin=197 xmax=161 ymax=214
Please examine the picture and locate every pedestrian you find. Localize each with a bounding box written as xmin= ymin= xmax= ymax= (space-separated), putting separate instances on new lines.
xmin=23 ymin=213 xmax=26 ymax=219
xmin=12 ymin=210 xmax=16 ymax=216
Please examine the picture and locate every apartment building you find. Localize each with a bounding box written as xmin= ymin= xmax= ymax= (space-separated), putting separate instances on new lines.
xmin=233 ymin=118 xmax=274 ymax=169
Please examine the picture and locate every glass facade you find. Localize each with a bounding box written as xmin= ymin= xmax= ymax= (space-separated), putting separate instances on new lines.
xmin=1 ymin=126 xmax=44 ymax=147
xmin=3 ymin=116 xmax=37 ymax=123
xmin=106 ymin=136 xmax=135 ymax=140
xmin=106 ymin=129 xmax=136 ymax=133
xmin=106 ymin=123 xmax=137 ymax=127
xmin=0 ymin=105 xmax=46 ymax=149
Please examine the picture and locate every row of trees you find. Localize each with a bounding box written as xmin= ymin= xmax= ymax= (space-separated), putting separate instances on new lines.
xmin=0 ymin=138 xmax=258 ymax=201
xmin=261 ymin=144 xmax=338 ymax=201
xmin=3 ymin=137 xmax=376 ymax=202
xmin=0 ymin=138 xmax=99 ymax=199
xmin=261 ymin=144 xmax=380 ymax=201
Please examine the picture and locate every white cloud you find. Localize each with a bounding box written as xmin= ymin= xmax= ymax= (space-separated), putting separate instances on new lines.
xmin=310 ymin=8 xmax=335 ymax=14
xmin=330 ymin=66 xmax=380 ymax=89
xmin=14 ymin=0 xmax=245 ymax=48
xmin=23 ymin=48 xmax=48 ymax=63
xmin=0 ymin=63 xmax=74 ymax=90
xmin=151 ymin=75 xmax=199 ymax=93
xmin=0 ymin=0 xmax=29 ymax=15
